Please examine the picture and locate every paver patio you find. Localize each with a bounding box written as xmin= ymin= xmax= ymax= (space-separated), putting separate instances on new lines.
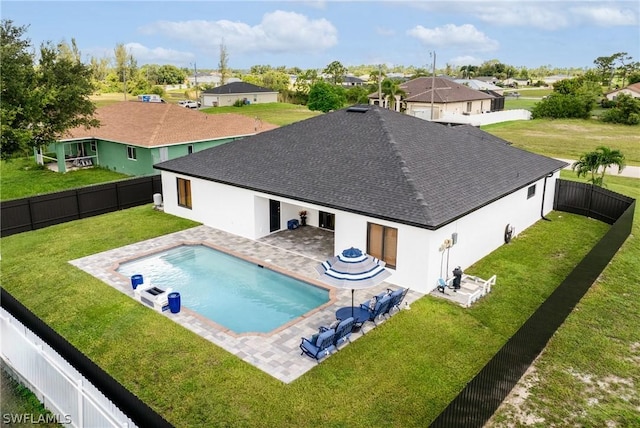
xmin=70 ymin=225 xmax=422 ymax=383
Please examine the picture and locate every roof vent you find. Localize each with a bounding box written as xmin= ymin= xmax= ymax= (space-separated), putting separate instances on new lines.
xmin=346 ymin=106 xmax=369 ymax=113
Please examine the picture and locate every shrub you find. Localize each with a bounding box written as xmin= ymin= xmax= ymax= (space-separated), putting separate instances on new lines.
xmin=600 ymin=93 xmax=640 ymax=125
xmin=531 ymin=94 xmax=591 ymax=119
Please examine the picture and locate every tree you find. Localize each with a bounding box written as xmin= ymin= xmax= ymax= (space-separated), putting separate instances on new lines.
xmin=572 ymin=146 xmax=626 ymax=187
xmin=30 ymin=40 xmax=98 ymax=149
xmin=594 ymin=146 xmax=625 ymax=184
xmin=156 ymin=64 xmax=186 ymax=85
xmin=601 ymin=93 xmax=640 ymax=125
xmin=1 ymin=20 xmax=97 ymax=159
xmin=381 ymin=78 xmax=405 ymax=110
xmin=307 ymin=81 xmax=346 ymax=112
xmin=219 ymin=40 xmax=229 ymax=86
xmin=322 ymin=60 xmax=347 ymax=85
xmin=1 ymin=20 xmax=38 ymax=159
xmin=571 ymin=151 xmax=603 ymax=186
xmin=531 ymin=93 xmax=592 ymax=119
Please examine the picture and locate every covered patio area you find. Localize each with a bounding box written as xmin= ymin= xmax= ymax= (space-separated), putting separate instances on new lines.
xmin=258 ymin=224 xmax=335 ymax=262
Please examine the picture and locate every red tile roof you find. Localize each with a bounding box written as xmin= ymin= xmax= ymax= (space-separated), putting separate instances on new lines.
xmin=62 ymin=101 xmax=278 ymax=147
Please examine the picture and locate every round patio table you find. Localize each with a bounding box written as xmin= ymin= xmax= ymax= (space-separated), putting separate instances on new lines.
xmin=336 ymin=306 xmax=370 ymax=329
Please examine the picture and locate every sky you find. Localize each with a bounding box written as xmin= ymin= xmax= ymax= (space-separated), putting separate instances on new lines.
xmin=3 ymin=1 xmax=639 ymax=72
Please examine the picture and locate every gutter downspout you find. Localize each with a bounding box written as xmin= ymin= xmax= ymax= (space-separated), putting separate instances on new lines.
xmin=540 ymin=172 xmax=554 ymax=221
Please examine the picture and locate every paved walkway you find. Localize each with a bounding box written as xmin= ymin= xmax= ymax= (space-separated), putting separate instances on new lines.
xmin=555 ymin=158 xmax=639 ymax=179
xmin=70 ymin=225 xmax=421 ymax=383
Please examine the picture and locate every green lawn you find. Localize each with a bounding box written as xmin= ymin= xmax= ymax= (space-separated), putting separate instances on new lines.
xmin=201 ymin=102 xmax=322 ymax=126
xmin=0 ymin=367 xmax=62 ymax=427
xmin=488 ymin=172 xmax=640 ymax=427
xmin=483 ymin=119 xmax=640 ymax=166
xmin=1 ymin=196 xmax=616 ymax=426
xmin=0 ymin=157 xmax=130 ymax=201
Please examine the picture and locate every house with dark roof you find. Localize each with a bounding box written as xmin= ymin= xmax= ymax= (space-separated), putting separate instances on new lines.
xmin=154 ymin=105 xmax=566 ymax=294
xmin=201 ymin=82 xmax=279 ymax=107
xmin=40 ymin=101 xmax=277 ymax=175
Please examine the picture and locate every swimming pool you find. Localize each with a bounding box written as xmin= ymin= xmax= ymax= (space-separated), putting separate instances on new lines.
xmin=116 ymin=244 xmax=329 ymax=334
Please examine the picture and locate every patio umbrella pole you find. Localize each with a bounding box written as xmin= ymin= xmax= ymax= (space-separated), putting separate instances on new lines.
xmin=351 ymin=289 xmax=354 ymax=318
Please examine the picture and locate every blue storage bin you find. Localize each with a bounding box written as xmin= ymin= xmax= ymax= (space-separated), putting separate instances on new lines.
xmin=130 ymin=274 xmax=144 ymax=289
xmin=287 ymin=219 xmax=299 ymax=230
xmin=168 ymin=292 xmax=181 ymax=314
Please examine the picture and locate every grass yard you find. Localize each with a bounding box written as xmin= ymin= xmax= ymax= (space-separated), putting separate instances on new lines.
xmin=201 ymin=102 xmax=322 ymax=126
xmin=1 ymin=194 xmax=616 ymax=426
xmin=0 ymin=158 xmax=130 ymax=201
xmin=483 ymin=119 xmax=640 ymax=166
xmin=488 ymin=172 xmax=640 ymax=427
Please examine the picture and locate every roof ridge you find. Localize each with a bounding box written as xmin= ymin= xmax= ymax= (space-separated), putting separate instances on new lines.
xmin=149 ymin=104 xmax=171 ymax=145
xmin=375 ymin=109 xmax=433 ymax=224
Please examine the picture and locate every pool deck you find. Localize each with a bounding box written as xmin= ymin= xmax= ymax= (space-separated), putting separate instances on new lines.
xmin=70 ymin=225 xmax=422 ymax=383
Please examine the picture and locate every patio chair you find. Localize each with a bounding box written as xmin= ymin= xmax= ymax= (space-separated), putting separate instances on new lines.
xmin=331 ymin=317 xmax=355 ymax=348
xmin=359 ymin=294 xmax=393 ymax=328
xmin=300 ymin=328 xmax=336 ymax=362
xmin=386 ymin=287 xmax=409 ymax=316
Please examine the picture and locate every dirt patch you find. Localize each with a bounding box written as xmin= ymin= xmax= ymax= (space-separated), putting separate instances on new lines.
xmin=485 ymin=364 xmax=545 ymax=427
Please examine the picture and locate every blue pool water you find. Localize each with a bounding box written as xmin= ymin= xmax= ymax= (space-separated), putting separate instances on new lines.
xmin=116 ymin=245 xmax=329 ymax=333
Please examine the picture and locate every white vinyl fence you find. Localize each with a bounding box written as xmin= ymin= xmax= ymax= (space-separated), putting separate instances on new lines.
xmin=410 ymin=109 xmax=532 ymax=126
xmin=438 ymin=109 xmax=532 ymax=126
xmin=1 ymin=308 xmax=135 ymax=428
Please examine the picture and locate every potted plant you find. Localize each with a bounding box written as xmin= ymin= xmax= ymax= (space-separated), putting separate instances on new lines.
xmin=299 ymin=210 xmax=307 ymax=226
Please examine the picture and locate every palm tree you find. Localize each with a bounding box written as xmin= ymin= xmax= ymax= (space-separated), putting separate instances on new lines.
xmin=572 ymin=151 xmax=602 ymax=186
xmin=381 ymin=78 xmax=405 ymax=111
xmin=572 ymin=146 xmax=626 ymax=187
xmin=595 ymin=146 xmax=626 ymax=185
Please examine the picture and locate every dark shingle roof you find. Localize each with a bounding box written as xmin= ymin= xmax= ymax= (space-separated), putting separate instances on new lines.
xmin=202 ymin=81 xmax=276 ymax=94
xmin=155 ymin=105 xmax=566 ymax=229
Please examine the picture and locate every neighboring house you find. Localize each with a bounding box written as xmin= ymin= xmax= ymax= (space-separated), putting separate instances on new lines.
xmin=42 ymin=101 xmax=277 ymax=175
xmin=154 ymin=105 xmax=565 ymax=294
xmin=341 ymin=76 xmax=367 ymax=87
xmin=187 ymin=72 xmax=241 ymax=87
xmin=370 ymin=77 xmax=501 ymax=119
xmin=201 ymin=82 xmax=279 ymax=107
xmin=454 ymin=79 xmax=505 ymax=95
xmin=605 ymin=82 xmax=640 ymax=101
xmin=501 ymin=78 xmax=530 ymax=87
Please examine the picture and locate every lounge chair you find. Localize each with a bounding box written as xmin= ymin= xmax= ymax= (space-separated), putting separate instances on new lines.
xmin=359 ymin=294 xmax=392 ymax=328
xmin=331 ymin=317 xmax=355 ymax=348
xmin=300 ymin=328 xmax=336 ymax=362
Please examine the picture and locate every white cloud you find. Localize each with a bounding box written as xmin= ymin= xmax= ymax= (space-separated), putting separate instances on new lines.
xmin=448 ymin=55 xmax=484 ymax=67
xmin=407 ymin=24 xmax=499 ymax=52
xmin=124 ymin=42 xmax=194 ymax=63
xmin=571 ymin=6 xmax=638 ymax=26
xmin=473 ymin=5 xmax=570 ymax=30
xmin=139 ymin=11 xmax=338 ymax=55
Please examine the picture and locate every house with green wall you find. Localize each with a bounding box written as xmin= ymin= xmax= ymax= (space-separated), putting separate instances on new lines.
xmin=39 ymin=101 xmax=278 ymax=176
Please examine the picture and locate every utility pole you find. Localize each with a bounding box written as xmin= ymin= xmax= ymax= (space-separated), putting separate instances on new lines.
xmin=193 ymin=62 xmax=199 ymax=103
xmin=123 ymin=68 xmax=127 ymax=101
xmin=430 ymin=51 xmax=436 ymax=120
xmin=378 ymin=64 xmax=382 ymax=107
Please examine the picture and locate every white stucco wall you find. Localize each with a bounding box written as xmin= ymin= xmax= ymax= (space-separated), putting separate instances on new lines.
xmin=160 ymin=170 xmax=561 ymax=295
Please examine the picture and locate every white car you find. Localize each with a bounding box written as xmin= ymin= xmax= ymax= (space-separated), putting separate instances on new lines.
xmin=179 ymin=100 xmax=199 ymax=109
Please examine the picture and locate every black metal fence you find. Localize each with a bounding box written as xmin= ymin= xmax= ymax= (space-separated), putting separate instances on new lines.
xmin=554 ymin=179 xmax=635 ymax=225
xmin=431 ymin=182 xmax=635 ymax=427
xmin=1 ymin=175 xmax=162 ymax=237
